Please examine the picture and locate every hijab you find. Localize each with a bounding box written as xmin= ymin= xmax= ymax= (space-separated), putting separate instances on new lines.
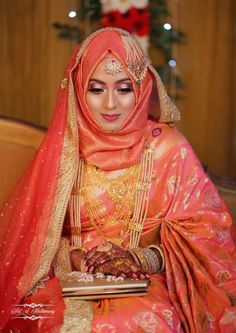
xmin=74 ymin=29 xmax=153 ymax=170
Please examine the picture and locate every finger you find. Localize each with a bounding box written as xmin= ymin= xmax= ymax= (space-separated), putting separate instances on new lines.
xmin=85 ymin=246 xmax=98 ymax=261
xmin=130 ymin=264 xmax=139 ymax=273
xmin=94 ymin=252 xmax=128 ymax=267
xmin=88 ymin=265 xmax=94 ymax=273
xmin=92 ymin=253 xmax=111 ymax=267
xmin=95 ymin=262 xmax=122 ymax=276
xmin=136 ymin=271 xmax=149 ymax=280
xmin=86 ymin=252 xmax=104 ymax=268
xmin=80 ymin=258 xmax=88 ymax=272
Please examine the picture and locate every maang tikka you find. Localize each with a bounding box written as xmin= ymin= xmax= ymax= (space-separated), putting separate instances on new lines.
xmin=104 ymin=56 xmax=123 ymax=75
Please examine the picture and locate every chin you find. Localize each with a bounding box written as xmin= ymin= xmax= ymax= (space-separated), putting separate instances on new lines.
xmin=101 ymin=124 xmax=120 ymax=132
xmin=98 ymin=120 xmax=122 ymax=132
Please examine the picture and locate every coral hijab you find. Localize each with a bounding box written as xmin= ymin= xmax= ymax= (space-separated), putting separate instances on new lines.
xmin=75 ymin=29 xmax=153 ymax=170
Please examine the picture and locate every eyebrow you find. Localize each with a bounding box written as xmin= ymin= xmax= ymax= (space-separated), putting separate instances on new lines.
xmin=88 ymin=78 xmax=131 ymax=84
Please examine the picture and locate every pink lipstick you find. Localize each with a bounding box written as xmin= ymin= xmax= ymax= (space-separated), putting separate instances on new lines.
xmin=101 ymin=114 xmax=120 ymax=121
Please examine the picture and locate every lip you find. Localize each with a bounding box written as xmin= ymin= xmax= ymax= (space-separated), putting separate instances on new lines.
xmin=100 ymin=114 xmax=121 ymax=121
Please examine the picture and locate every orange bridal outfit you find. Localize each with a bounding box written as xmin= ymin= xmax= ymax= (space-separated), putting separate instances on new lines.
xmin=0 ymin=28 xmax=236 ymax=333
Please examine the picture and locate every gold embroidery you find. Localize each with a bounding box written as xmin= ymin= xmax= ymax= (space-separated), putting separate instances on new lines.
xmin=167 ymin=176 xmax=181 ymax=194
xmin=220 ymin=310 xmax=236 ymax=325
xmin=216 ymin=270 xmax=231 ymax=287
xmin=60 ymin=298 xmax=92 ymax=333
xmin=180 ymin=147 xmax=187 ymax=159
xmin=25 ymin=275 xmax=50 ymax=297
xmin=162 ymin=309 xmax=174 ymax=328
xmin=186 ymin=168 xmax=199 ymax=186
xmin=183 ymin=192 xmax=190 ymax=209
xmin=53 ymin=237 xmax=72 ymax=280
xmin=133 ymin=311 xmax=159 ymax=332
xmin=21 ymin=72 xmax=79 ymax=295
xmin=148 ymin=64 xmax=181 ymax=124
xmin=61 ymin=78 xmax=68 ymax=89
xmin=204 ymin=189 xmax=222 ymax=209
xmin=198 ymin=312 xmax=214 ymax=331
xmin=93 ymin=323 xmax=117 ymax=332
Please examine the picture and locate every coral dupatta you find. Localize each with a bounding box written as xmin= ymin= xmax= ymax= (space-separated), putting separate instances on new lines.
xmin=0 ymin=44 xmax=80 ymax=329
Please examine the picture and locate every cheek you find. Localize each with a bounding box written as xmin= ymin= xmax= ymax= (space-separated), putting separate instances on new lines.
xmin=121 ymin=95 xmax=136 ymax=112
xmin=85 ymin=94 xmax=101 ymax=115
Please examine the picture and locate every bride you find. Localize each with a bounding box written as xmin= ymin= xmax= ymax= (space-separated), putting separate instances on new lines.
xmin=0 ymin=28 xmax=236 ymax=333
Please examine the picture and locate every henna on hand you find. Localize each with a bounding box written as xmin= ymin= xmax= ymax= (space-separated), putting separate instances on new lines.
xmin=83 ymin=242 xmax=150 ymax=279
xmin=93 ymin=256 xmax=150 ymax=280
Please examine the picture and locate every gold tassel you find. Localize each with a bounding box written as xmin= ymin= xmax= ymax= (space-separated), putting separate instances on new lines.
xmin=69 ymin=158 xmax=84 ymax=247
xmin=128 ymin=145 xmax=154 ymax=248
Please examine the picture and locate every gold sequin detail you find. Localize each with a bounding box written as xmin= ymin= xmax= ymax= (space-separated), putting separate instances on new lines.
xmin=53 ymin=237 xmax=72 ymax=280
xmin=60 ymin=299 xmax=92 ymax=333
xmin=60 ymin=78 xmax=68 ymax=89
xmin=23 ymin=74 xmax=79 ymax=295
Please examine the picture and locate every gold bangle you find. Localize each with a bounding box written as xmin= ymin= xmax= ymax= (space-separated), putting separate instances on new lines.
xmin=129 ymin=250 xmax=142 ymax=267
xmin=142 ymin=248 xmax=160 ymax=273
xmin=148 ymin=244 xmax=165 ymax=272
xmin=131 ymin=248 xmax=149 ymax=272
xmin=69 ymin=246 xmax=85 ymax=253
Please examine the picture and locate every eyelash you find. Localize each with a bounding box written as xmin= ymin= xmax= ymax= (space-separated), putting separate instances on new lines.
xmin=118 ymin=88 xmax=133 ymax=94
xmin=88 ymin=87 xmax=133 ymax=94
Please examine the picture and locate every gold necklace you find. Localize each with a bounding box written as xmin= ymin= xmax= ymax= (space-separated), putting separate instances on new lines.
xmin=81 ymin=162 xmax=140 ymax=245
xmin=70 ymin=144 xmax=154 ymax=249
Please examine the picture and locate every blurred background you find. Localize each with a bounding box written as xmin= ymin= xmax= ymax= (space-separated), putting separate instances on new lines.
xmin=0 ymin=0 xmax=235 ymax=181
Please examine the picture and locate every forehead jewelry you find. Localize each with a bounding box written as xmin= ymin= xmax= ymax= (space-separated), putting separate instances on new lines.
xmin=104 ymin=56 xmax=123 ymax=75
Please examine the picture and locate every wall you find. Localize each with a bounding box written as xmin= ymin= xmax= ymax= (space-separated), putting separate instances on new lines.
xmin=0 ymin=0 xmax=235 ymax=176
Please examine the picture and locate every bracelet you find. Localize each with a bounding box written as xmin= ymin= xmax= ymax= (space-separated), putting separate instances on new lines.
xmin=129 ymin=248 xmax=161 ymax=274
xmin=130 ymin=248 xmax=149 ymax=272
xmin=128 ymin=250 xmax=142 ymax=267
xmin=142 ymin=248 xmax=160 ymax=273
xmin=69 ymin=246 xmax=85 ymax=253
xmin=148 ymin=244 xmax=165 ymax=272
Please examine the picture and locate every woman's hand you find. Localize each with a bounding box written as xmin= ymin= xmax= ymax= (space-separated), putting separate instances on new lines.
xmin=93 ymin=257 xmax=150 ymax=280
xmin=70 ymin=249 xmax=86 ymax=271
xmin=83 ymin=242 xmax=150 ymax=280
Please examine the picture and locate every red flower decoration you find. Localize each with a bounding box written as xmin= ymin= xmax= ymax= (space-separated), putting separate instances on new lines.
xmin=101 ymin=7 xmax=150 ymax=37
xmin=129 ymin=7 xmax=150 ymax=36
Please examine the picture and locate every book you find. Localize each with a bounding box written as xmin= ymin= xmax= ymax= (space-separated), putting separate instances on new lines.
xmin=61 ymin=275 xmax=149 ymax=300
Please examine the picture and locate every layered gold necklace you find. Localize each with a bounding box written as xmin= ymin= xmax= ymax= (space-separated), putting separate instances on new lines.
xmin=81 ymin=162 xmax=140 ymax=245
xmin=69 ymin=145 xmax=154 ymax=249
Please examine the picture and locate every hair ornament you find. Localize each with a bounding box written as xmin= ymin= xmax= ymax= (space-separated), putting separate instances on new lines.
xmin=120 ymin=31 xmax=149 ymax=85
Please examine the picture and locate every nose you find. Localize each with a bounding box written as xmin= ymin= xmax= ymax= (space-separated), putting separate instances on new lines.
xmin=104 ymin=90 xmax=117 ymax=110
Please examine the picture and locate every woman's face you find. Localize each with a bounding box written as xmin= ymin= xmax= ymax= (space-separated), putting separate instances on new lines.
xmin=85 ymin=57 xmax=136 ymax=132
